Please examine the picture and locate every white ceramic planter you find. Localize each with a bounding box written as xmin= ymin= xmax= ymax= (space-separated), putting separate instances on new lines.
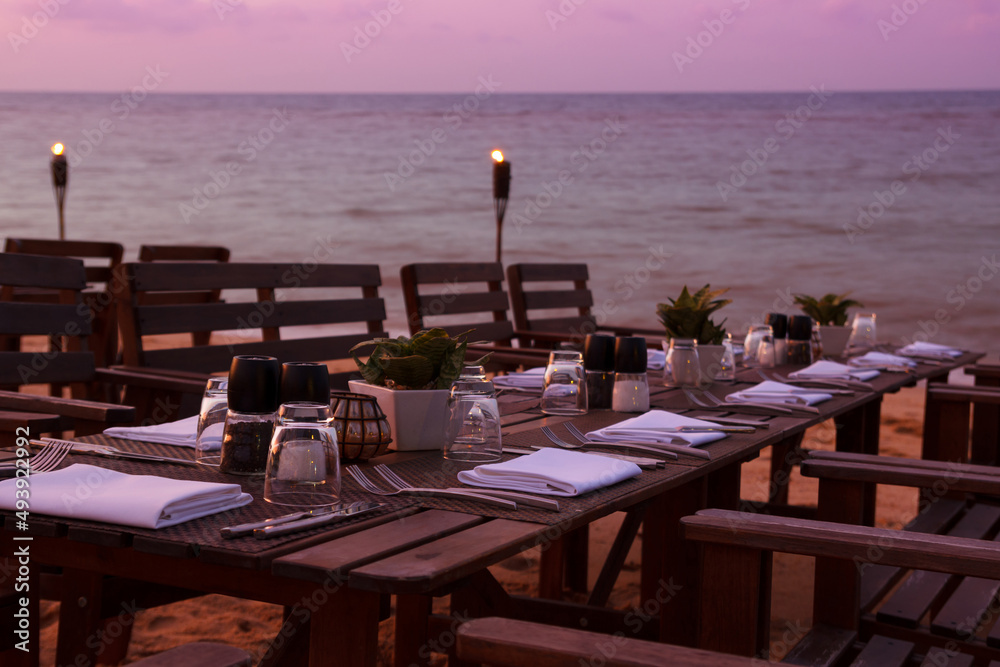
xmin=348 ymin=381 xmax=449 ymax=451
xmin=819 ymin=325 xmax=852 ymax=358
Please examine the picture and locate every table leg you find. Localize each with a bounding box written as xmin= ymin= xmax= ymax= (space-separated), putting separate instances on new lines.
xmin=972 ymin=375 xmax=1000 ymax=465
xmin=309 ymin=587 xmax=379 ymax=667
xmin=55 ymin=568 xmax=104 ymax=667
xmin=395 ymin=594 xmax=432 ymax=667
xmin=835 ymin=399 xmax=882 ymax=526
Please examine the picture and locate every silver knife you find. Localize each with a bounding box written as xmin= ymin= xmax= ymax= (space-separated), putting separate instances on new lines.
xmin=35 ymin=438 xmax=199 ymax=467
xmin=221 ymin=501 xmax=381 ymax=539
xmin=253 ymin=501 xmax=385 ymax=539
xmin=504 ymin=446 xmax=663 ymax=469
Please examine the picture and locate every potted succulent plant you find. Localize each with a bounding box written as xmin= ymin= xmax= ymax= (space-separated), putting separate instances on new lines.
xmin=349 ymin=328 xmax=487 ymax=451
xmin=793 ymin=292 xmax=864 ymax=357
xmin=656 ymin=285 xmax=732 ymax=383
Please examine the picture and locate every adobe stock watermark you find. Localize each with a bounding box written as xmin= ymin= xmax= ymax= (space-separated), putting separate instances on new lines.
xmin=898 ymin=253 xmax=999 ymax=347
xmin=717 ymin=85 xmax=833 ymax=202
xmin=877 ymin=0 xmax=932 ymax=41
xmin=844 ymin=126 xmax=959 ymax=244
xmin=62 ymin=66 xmax=170 ymax=168
xmin=545 ymin=0 xmax=590 ymax=31
xmin=213 ymin=0 xmax=244 ymax=20
xmin=383 ymin=75 xmax=502 ymax=192
xmin=8 ymin=0 xmax=71 ymax=54
xmin=340 ymin=0 xmax=409 ymax=63
xmin=673 ymin=0 xmax=752 ymax=73
xmin=179 ymin=108 xmax=291 ymax=223
xmin=511 ymin=117 xmax=626 ymax=233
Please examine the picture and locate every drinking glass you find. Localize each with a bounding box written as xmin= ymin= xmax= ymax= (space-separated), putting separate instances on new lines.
xmin=663 ymin=338 xmax=701 ymax=387
xmin=716 ymin=334 xmax=737 ymax=382
xmin=742 ymin=325 xmax=774 ymax=368
xmin=847 ymin=313 xmax=877 ymax=353
xmin=444 ymin=366 xmax=502 ymax=463
xmin=756 ymin=331 xmax=777 ymax=369
xmin=195 ymin=377 xmax=228 ymax=467
xmin=540 ymin=350 xmax=587 ymax=415
xmin=264 ymin=403 xmax=340 ymax=506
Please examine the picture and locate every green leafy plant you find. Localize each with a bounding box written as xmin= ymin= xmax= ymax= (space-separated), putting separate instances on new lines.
xmin=656 ymin=285 xmax=732 ymax=345
xmin=350 ymin=328 xmax=489 ymax=390
xmin=793 ymin=292 xmax=864 ymax=327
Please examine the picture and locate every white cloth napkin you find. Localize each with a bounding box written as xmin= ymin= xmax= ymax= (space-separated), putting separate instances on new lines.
xmin=492 ymin=367 xmax=546 ymax=389
xmin=790 ymin=360 xmax=880 ymax=381
xmin=897 ymin=341 xmax=962 ymax=358
xmin=457 ymin=448 xmax=640 ymax=497
xmin=0 ymin=464 xmax=252 ymax=529
xmin=586 ymin=410 xmax=726 ymax=447
xmin=647 ymin=349 xmax=666 ymax=370
xmin=728 ymin=380 xmax=832 ymax=405
xmin=104 ymin=416 xmax=200 ymax=447
xmin=847 ymin=351 xmax=916 ymax=369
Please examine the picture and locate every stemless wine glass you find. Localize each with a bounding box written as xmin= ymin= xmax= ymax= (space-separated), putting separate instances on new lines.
xmin=847 ymin=313 xmax=877 ymax=353
xmin=743 ymin=325 xmax=774 ymax=368
xmin=663 ymin=338 xmax=701 ymax=387
xmin=445 ymin=366 xmax=502 ymax=463
xmin=264 ymin=403 xmax=340 ymax=507
xmin=716 ymin=333 xmax=737 ymax=382
xmin=195 ymin=377 xmax=228 ymax=467
xmin=757 ymin=331 xmax=777 ymax=369
xmin=540 ymin=350 xmax=587 ymax=415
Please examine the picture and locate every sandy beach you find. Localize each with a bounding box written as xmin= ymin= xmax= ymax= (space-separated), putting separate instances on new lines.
xmin=31 ymin=381 xmax=929 ymax=665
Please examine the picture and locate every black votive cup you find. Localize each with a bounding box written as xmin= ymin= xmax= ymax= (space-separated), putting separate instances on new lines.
xmin=280 ymin=362 xmax=331 ymax=405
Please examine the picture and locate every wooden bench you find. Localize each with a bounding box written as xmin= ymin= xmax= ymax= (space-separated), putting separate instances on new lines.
xmin=114 ymin=261 xmax=387 ymax=422
xmin=506 ymin=263 xmax=662 ymax=348
xmin=456 ymin=616 xmax=756 ymax=666
xmin=137 ymin=244 xmax=232 ymax=347
xmin=400 ymin=262 xmax=550 ymax=368
xmin=682 ymin=506 xmax=1000 ymax=666
xmin=0 ymin=253 xmax=134 ymax=443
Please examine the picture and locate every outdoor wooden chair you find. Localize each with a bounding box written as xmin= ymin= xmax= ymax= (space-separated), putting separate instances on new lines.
xmin=114 ymin=261 xmax=387 ymax=423
xmin=506 ymin=263 xmax=662 ymax=348
xmin=676 ymin=449 xmax=1000 ymax=665
xmin=457 ymin=617 xmax=755 ymax=666
xmin=0 ymin=253 xmax=134 ymax=444
xmin=400 ymin=262 xmax=549 ymax=369
xmin=3 ymin=238 xmax=124 ymax=369
xmin=138 ymin=244 xmax=231 ymax=346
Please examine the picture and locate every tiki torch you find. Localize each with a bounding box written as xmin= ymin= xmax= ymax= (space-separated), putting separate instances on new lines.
xmin=51 ymin=143 xmax=68 ymax=240
xmin=492 ymin=150 xmax=510 ymax=263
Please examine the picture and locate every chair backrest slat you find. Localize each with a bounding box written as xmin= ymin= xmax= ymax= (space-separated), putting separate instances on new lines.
xmin=0 ymin=352 xmax=95 ymax=385
xmin=117 ymin=262 xmax=387 ymax=380
xmin=4 ymin=238 xmax=123 ymax=289
xmin=139 ymin=244 xmax=231 ymax=263
xmin=507 ymin=263 xmax=595 ymax=334
xmin=0 ymin=303 xmax=92 ymax=336
xmin=400 ymin=262 xmax=513 ymax=343
xmin=0 ymin=253 xmax=87 ymax=292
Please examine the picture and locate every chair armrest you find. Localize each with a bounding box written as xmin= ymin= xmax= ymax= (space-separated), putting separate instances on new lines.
xmin=456 ymin=617 xmax=755 ymax=667
xmin=511 ymin=329 xmax=577 ymax=346
xmin=927 ymin=383 xmax=1000 ymax=404
xmin=682 ymin=508 xmax=1000 ymax=580
xmin=96 ymin=367 xmax=210 ymax=395
xmin=800 ymin=450 xmax=1000 ymax=495
xmin=0 ymin=390 xmax=134 ymax=424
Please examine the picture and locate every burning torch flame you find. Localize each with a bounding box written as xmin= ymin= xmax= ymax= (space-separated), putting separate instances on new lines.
xmin=491 ymin=150 xmax=504 ymax=163
xmin=52 ymin=143 xmax=65 ymax=156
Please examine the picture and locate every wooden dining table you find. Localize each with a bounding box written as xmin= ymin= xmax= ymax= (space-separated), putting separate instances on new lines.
xmin=2 ymin=351 xmax=980 ymax=667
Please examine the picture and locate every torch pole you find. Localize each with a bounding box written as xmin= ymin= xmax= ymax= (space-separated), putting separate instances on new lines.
xmin=492 ymin=153 xmax=510 ymax=263
xmin=51 ymin=144 xmax=68 ymax=240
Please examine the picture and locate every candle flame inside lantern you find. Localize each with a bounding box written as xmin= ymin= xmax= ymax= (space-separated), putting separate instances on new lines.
xmin=51 ymin=143 xmax=65 ymax=156
xmin=491 ymin=150 xmax=504 ymax=163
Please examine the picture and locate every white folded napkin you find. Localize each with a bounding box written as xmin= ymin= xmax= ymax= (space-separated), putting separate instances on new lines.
xmin=457 ymin=448 xmax=640 ymax=497
xmin=492 ymin=367 xmax=546 ymax=389
xmin=728 ymin=380 xmax=832 ymax=405
xmin=647 ymin=349 xmax=666 ymax=370
xmin=586 ymin=410 xmax=725 ymax=447
xmin=790 ymin=360 xmax=880 ymax=381
xmin=897 ymin=341 xmax=962 ymax=358
xmin=0 ymin=464 xmax=252 ymax=529
xmin=847 ymin=351 xmax=916 ymax=369
xmin=104 ymin=416 xmax=200 ymax=447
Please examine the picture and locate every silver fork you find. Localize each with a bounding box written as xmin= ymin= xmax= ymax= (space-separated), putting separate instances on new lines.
xmin=345 ymin=465 xmax=518 ymax=510
xmin=754 ymin=370 xmax=857 ymax=395
xmin=563 ymin=423 xmax=712 ymax=461
xmin=682 ymin=387 xmax=795 ymax=415
xmin=373 ymin=464 xmax=561 ymax=511
xmin=0 ymin=440 xmax=72 ymax=474
xmin=699 ymin=387 xmax=820 ymax=414
xmin=539 ymin=426 xmax=679 ymax=460
xmin=765 ymin=370 xmax=875 ymax=392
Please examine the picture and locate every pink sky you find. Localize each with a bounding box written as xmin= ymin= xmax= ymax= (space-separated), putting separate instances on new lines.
xmin=2 ymin=0 xmax=998 ymax=93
